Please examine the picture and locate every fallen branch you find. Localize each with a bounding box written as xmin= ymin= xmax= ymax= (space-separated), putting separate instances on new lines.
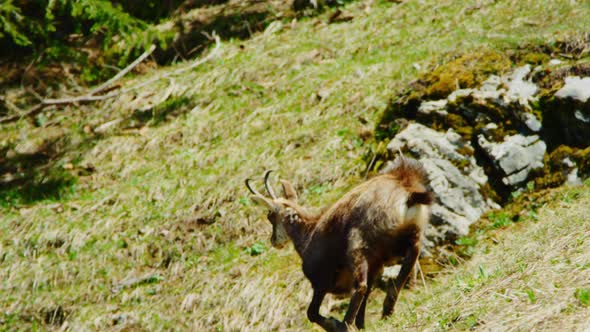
xmin=0 ymin=91 xmax=122 ymax=124
xmin=119 ymin=33 xmax=221 ymax=95
xmin=0 ymin=45 xmax=156 ymax=124
xmin=0 ymin=104 xmax=44 ymax=124
xmin=1 ymin=33 xmax=221 ymax=125
xmin=88 ymin=45 xmax=156 ymax=96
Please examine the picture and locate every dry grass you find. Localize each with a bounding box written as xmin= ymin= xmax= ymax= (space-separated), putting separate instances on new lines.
xmin=373 ymin=185 xmax=590 ymax=331
xmin=1 ymin=0 xmax=590 ymax=330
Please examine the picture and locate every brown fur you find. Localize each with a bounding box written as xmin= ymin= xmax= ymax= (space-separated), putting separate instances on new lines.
xmin=247 ymin=157 xmax=434 ymax=331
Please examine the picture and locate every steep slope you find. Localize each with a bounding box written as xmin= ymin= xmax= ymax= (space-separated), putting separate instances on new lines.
xmin=1 ymin=0 xmax=589 ymax=330
xmin=373 ymin=183 xmax=590 ymax=331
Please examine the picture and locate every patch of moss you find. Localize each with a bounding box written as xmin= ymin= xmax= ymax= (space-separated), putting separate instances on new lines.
xmin=534 ymin=62 xmax=590 ymax=91
xmin=532 ymin=145 xmax=590 ymax=189
xmin=573 ymin=146 xmax=590 ymax=178
xmin=450 ymin=157 xmax=471 ymax=170
xmin=423 ymin=51 xmax=512 ymax=99
xmin=375 ymin=91 xmax=421 ymax=141
xmin=520 ymin=52 xmax=550 ymax=66
xmin=456 ymin=145 xmax=474 ymax=157
xmin=453 ymin=114 xmax=475 ymax=137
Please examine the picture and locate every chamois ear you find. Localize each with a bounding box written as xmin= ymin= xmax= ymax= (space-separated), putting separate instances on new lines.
xmin=407 ymin=191 xmax=434 ymax=207
xmin=250 ymin=195 xmax=275 ymax=209
xmin=280 ymin=179 xmax=298 ymax=203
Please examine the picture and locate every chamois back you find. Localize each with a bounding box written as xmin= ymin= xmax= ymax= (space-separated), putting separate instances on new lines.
xmin=246 ymin=157 xmax=434 ymax=331
xmin=315 ymin=156 xmax=432 ymax=234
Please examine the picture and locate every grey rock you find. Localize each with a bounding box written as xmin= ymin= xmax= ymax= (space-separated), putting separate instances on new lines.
xmin=566 ymin=168 xmax=583 ymax=186
xmin=522 ymin=112 xmax=542 ymax=132
xmin=477 ymin=134 xmax=546 ymax=186
xmin=574 ymin=110 xmax=590 ymax=123
xmin=381 ymin=265 xmax=401 ymax=282
xmin=429 ymin=204 xmax=471 ymax=236
xmin=448 ymin=88 xmax=480 ymax=103
xmin=480 ymin=75 xmax=502 ymax=91
xmin=387 ymin=123 xmax=466 ymax=161
xmin=386 ymin=123 xmax=497 ymax=246
xmin=555 ymin=76 xmax=590 ymax=102
xmin=446 ymin=65 xmax=538 ymax=107
xmin=418 ymin=99 xmax=448 ymax=115
xmin=504 ymin=65 xmax=538 ymax=106
xmin=421 ymin=66 xmax=542 ymax=132
xmin=14 ymin=140 xmax=43 ymax=155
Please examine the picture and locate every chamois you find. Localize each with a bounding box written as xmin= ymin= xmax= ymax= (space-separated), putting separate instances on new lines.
xmin=245 ymin=157 xmax=433 ymax=331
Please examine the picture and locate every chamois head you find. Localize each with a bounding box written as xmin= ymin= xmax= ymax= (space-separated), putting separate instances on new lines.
xmin=246 ymin=170 xmax=299 ymax=249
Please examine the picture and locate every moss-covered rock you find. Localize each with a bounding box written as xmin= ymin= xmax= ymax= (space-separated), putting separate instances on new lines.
xmin=540 ymin=76 xmax=590 ymax=149
xmin=374 ymin=48 xmax=590 ymax=210
xmin=533 ymin=145 xmax=590 ymax=189
xmin=376 ymin=51 xmax=513 ymax=141
xmin=422 ymin=51 xmax=512 ymax=99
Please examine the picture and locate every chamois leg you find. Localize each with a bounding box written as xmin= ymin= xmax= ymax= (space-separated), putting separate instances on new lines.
xmin=354 ymin=280 xmax=373 ymax=329
xmin=343 ymin=256 xmax=369 ymax=327
xmin=307 ymin=289 xmax=346 ymax=332
xmin=382 ymin=242 xmax=419 ymax=318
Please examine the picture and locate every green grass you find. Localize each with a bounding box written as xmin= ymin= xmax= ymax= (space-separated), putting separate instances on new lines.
xmin=1 ymin=0 xmax=590 ymax=330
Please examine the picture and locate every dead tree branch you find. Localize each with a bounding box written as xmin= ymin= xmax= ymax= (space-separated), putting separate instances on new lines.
xmin=1 ymin=33 xmax=221 ymax=125
xmin=88 ymin=45 xmax=156 ymax=96
xmin=1 ymin=44 xmax=156 ymax=124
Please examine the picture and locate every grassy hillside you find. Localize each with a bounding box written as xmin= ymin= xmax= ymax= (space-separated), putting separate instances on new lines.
xmin=1 ymin=0 xmax=590 ymax=330
xmin=373 ymin=184 xmax=590 ymax=331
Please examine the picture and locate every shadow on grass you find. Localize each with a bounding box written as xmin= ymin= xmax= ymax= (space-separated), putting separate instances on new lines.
xmin=153 ymin=0 xmax=355 ymax=63
xmin=0 ymin=137 xmax=92 ymax=207
xmin=129 ymin=95 xmax=196 ymax=128
xmin=0 ymin=169 xmax=76 ymax=207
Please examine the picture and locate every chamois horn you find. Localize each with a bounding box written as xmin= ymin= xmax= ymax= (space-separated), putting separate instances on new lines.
xmin=264 ymin=170 xmax=278 ymax=200
xmin=245 ymin=178 xmax=263 ymax=197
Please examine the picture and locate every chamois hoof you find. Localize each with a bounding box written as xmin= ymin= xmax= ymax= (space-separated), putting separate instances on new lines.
xmin=326 ymin=318 xmax=349 ymax=332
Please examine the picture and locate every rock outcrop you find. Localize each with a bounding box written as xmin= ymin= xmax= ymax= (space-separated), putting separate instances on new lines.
xmin=542 ymin=76 xmax=590 ymax=148
xmin=477 ymin=134 xmax=546 ymax=186
xmin=385 ymin=123 xmax=498 ymax=247
xmin=377 ymin=59 xmax=590 ymax=249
